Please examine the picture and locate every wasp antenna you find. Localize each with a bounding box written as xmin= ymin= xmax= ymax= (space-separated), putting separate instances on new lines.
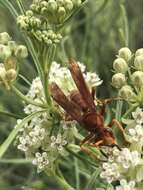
xmin=49 ymin=82 xmax=82 ymax=122
xmin=69 ymin=59 xmax=96 ymax=111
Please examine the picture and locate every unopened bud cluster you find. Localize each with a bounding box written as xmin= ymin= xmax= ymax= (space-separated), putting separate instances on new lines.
xmin=0 ymin=32 xmax=28 ymax=89
xmin=30 ymin=0 xmax=83 ymax=24
xmin=17 ymin=0 xmax=85 ymax=45
xmin=17 ymin=11 xmax=62 ymax=45
xmin=112 ymin=47 xmax=143 ymax=104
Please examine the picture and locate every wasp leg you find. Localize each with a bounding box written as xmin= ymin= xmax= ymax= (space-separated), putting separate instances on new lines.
xmin=108 ymin=119 xmax=130 ymax=145
xmin=99 ymin=98 xmax=123 ymax=115
xmin=92 ymin=140 xmax=104 ymax=147
xmin=108 ymin=119 xmax=124 ymax=134
xmin=81 ymin=144 xmax=104 ymax=161
xmin=80 ymin=133 xmax=94 ymax=146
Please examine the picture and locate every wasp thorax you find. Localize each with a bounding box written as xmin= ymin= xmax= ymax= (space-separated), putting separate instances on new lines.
xmin=112 ymin=73 xmax=126 ymax=89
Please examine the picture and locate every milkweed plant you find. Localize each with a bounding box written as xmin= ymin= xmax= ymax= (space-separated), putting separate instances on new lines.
xmin=0 ymin=1 xmax=143 ymax=190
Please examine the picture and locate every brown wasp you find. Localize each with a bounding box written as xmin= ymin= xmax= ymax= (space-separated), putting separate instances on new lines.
xmin=49 ymin=60 xmax=124 ymax=148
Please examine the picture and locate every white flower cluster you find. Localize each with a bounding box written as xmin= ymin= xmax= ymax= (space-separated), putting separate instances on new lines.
xmin=116 ymin=179 xmax=136 ymax=190
xmin=132 ymin=108 xmax=143 ymax=125
xmin=17 ymin=61 xmax=101 ymax=172
xmin=100 ymin=147 xmax=141 ymax=183
xmin=100 ymin=107 xmax=143 ymax=190
xmin=32 ymin=152 xmax=49 ymax=173
xmin=50 ymin=134 xmax=67 ymax=152
xmin=49 ymin=61 xmax=102 ymax=94
xmin=125 ymin=108 xmax=143 ymax=149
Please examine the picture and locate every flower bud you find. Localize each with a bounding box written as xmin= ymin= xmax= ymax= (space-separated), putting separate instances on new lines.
xmin=15 ymin=45 xmax=28 ymax=58
xmin=112 ymin=73 xmax=126 ymax=89
xmin=131 ymin=71 xmax=143 ymax=88
xmin=26 ymin=10 xmax=33 ymax=17
xmin=47 ymin=0 xmax=58 ymax=12
xmin=8 ymin=41 xmax=17 ymax=53
xmin=0 ymin=32 xmax=11 ymax=45
xmin=119 ymin=85 xmax=134 ymax=100
xmin=4 ymin=57 xmax=17 ymax=71
xmin=113 ymin=58 xmax=128 ymax=73
xmin=0 ymin=45 xmax=11 ymax=60
xmin=58 ymin=7 xmax=66 ymax=18
xmin=134 ymin=55 xmax=143 ymax=71
xmin=64 ymin=0 xmax=74 ymax=11
xmin=0 ymin=64 xmax=6 ymax=81
xmin=72 ymin=0 xmax=82 ymax=6
xmin=56 ymin=0 xmax=64 ymax=6
xmin=135 ymin=48 xmax=143 ymax=57
xmin=6 ymin=69 xmax=17 ymax=82
xmin=118 ymin=47 xmax=132 ymax=62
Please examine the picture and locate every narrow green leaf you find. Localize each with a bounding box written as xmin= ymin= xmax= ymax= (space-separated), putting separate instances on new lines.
xmin=85 ymin=168 xmax=101 ymax=190
xmin=0 ymin=110 xmax=46 ymax=158
xmin=107 ymin=184 xmax=114 ymax=190
xmin=0 ymin=158 xmax=32 ymax=164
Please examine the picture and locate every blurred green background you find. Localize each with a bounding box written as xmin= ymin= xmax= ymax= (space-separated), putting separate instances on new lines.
xmin=0 ymin=0 xmax=143 ymax=189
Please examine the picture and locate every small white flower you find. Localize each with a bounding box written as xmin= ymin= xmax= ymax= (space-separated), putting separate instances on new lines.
xmin=132 ymin=107 xmax=143 ymax=124
xmin=32 ymin=152 xmax=49 ymax=172
xmin=116 ymin=179 xmax=136 ymax=190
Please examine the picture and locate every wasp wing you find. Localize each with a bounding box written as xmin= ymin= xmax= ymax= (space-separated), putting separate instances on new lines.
xmin=49 ymin=82 xmax=82 ymax=122
xmin=69 ymin=59 xmax=96 ymax=111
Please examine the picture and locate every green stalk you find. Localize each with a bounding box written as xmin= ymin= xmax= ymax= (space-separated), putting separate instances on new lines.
xmin=43 ymin=45 xmax=57 ymax=105
xmin=122 ymin=103 xmax=139 ymax=118
xmin=120 ymin=3 xmax=129 ymax=46
xmin=0 ymin=110 xmax=46 ymax=158
xmin=0 ymin=158 xmax=32 ymax=164
xmin=11 ymin=85 xmax=47 ymax=108
xmin=0 ymin=0 xmax=18 ymax=18
xmin=66 ymin=146 xmax=98 ymax=168
xmin=55 ymin=175 xmax=75 ymax=190
xmin=0 ymin=111 xmax=22 ymax=119
xmin=74 ymin=158 xmax=80 ymax=190
xmin=18 ymin=74 xmax=31 ymax=86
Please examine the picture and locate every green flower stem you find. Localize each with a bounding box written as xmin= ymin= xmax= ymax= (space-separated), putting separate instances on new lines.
xmin=15 ymin=0 xmax=45 ymax=94
xmin=18 ymin=74 xmax=31 ymax=86
xmin=0 ymin=0 xmax=18 ymax=19
xmin=16 ymin=0 xmax=25 ymax=14
xmin=43 ymin=45 xmax=57 ymax=105
xmin=120 ymin=3 xmax=129 ymax=46
xmin=115 ymin=100 xmax=123 ymax=121
xmin=74 ymin=158 xmax=80 ymax=190
xmin=0 ymin=110 xmax=46 ymax=158
xmin=123 ymin=103 xmax=139 ymax=118
xmin=11 ymin=85 xmax=48 ymax=108
xmin=0 ymin=158 xmax=32 ymax=164
xmin=0 ymin=111 xmax=22 ymax=119
xmin=55 ymin=175 xmax=75 ymax=190
xmin=65 ymin=146 xmax=98 ymax=168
